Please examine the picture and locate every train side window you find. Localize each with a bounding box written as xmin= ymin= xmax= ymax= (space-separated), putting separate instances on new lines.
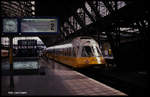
xmin=71 ymin=48 xmax=73 ymax=57
xmin=57 ymin=49 xmax=58 ymax=55
xmin=65 ymin=48 xmax=67 ymax=56
xmin=69 ymin=48 xmax=70 ymax=56
xmin=68 ymin=48 xmax=70 ymax=56
xmin=72 ymin=47 xmax=76 ymax=57
xmin=61 ymin=49 xmax=63 ymax=56
xmin=59 ymin=49 xmax=60 ymax=56
xmin=64 ymin=49 xmax=66 ymax=56
xmin=58 ymin=49 xmax=60 ymax=56
xmin=69 ymin=48 xmax=71 ymax=56
xmin=58 ymin=49 xmax=59 ymax=55
xmin=66 ymin=48 xmax=67 ymax=56
xmin=63 ymin=49 xmax=64 ymax=56
xmin=68 ymin=48 xmax=69 ymax=56
xmin=67 ymin=48 xmax=69 ymax=56
xmin=55 ymin=50 xmax=57 ymax=55
xmin=57 ymin=49 xmax=59 ymax=55
xmin=53 ymin=49 xmax=55 ymax=55
xmin=67 ymin=48 xmax=68 ymax=56
xmin=63 ymin=49 xmax=65 ymax=56
xmin=70 ymin=48 xmax=72 ymax=56
xmin=55 ymin=49 xmax=57 ymax=55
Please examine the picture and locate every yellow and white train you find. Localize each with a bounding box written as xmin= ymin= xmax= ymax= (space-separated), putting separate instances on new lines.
xmin=43 ymin=36 xmax=106 ymax=68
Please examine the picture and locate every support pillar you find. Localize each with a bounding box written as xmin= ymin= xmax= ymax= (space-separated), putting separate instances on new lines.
xmin=9 ymin=36 xmax=14 ymax=92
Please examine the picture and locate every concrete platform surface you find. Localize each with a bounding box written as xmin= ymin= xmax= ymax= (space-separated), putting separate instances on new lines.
xmin=1 ymin=57 xmax=127 ymax=96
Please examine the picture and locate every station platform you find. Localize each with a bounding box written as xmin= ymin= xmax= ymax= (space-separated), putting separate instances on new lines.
xmin=1 ymin=57 xmax=127 ymax=96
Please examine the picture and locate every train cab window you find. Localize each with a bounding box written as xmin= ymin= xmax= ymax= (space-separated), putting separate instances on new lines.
xmin=81 ymin=46 xmax=94 ymax=57
xmin=92 ymin=46 xmax=102 ymax=57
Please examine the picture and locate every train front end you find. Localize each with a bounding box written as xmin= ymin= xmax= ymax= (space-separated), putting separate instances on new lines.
xmin=76 ymin=38 xmax=106 ymax=68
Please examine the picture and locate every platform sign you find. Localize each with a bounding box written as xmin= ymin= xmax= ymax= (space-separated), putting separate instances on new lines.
xmin=2 ymin=19 xmax=18 ymax=33
xmin=2 ymin=17 xmax=58 ymax=36
xmin=21 ymin=18 xmax=58 ymax=34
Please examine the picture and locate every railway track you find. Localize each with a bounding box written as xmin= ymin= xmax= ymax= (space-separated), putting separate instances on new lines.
xmin=76 ymin=67 xmax=148 ymax=96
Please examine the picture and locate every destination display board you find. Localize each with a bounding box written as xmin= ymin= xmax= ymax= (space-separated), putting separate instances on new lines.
xmin=21 ymin=18 xmax=58 ymax=33
xmin=2 ymin=17 xmax=58 ymax=36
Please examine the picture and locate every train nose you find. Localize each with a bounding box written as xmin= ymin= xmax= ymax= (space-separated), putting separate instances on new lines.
xmin=85 ymin=60 xmax=89 ymax=64
xmin=92 ymin=58 xmax=97 ymax=61
xmin=100 ymin=57 xmax=106 ymax=64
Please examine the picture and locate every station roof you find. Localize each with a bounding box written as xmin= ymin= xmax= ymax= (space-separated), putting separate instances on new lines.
xmin=35 ymin=0 xmax=84 ymax=23
xmin=36 ymin=1 xmax=148 ymax=47
xmin=1 ymin=0 xmax=149 ymax=47
xmin=35 ymin=0 xmax=85 ymax=47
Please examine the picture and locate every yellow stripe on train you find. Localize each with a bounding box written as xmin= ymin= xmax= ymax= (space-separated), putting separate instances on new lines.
xmin=47 ymin=53 xmax=106 ymax=68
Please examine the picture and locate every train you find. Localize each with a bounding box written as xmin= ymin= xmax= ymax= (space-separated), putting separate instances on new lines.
xmin=43 ymin=36 xmax=106 ymax=68
xmin=17 ymin=39 xmax=37 ymax=57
